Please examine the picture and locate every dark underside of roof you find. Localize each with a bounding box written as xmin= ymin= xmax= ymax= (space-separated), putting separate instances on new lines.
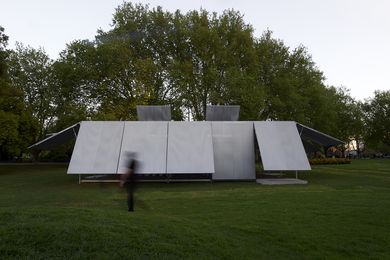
xmin=28 ymin=123 xmax=80 ymax=150
xmin=296 ymin=123 xmax=344 ymax=147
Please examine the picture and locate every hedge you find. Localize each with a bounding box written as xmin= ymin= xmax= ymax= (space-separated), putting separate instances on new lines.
xmin=309 ymin=158 xmax=351 ymax=165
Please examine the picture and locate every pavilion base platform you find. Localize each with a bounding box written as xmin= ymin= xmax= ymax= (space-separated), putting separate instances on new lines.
xmin=256 ymin=178 xmax=308 ymax=185
xmin=79 ymin=173 xmax=212 ymax=183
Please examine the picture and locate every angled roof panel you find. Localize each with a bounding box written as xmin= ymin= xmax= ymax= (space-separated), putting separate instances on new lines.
xmin=28 ymin=123 xmax=80 ymax=150
xmin=254 ymin=121 xmax=311 ymax=171
xmin=167 ymin=122 xmax=214 ymax=174
xmin=67 ymin=121 xmax=124 ymax=174
xmin=117 ymin=122 xmax=168 ymax=174
xmin=296 ymin=123 xmax=344 ymax=146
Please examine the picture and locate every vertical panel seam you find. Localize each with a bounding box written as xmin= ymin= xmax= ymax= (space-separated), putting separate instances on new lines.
xmin=165 ymin=122 xmax=169 ymax=174
xmin=115 ymin=121 xmax=126 ymax=174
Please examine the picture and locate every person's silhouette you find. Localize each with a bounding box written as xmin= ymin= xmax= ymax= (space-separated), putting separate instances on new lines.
xmin=120 ymin=152 xmax=137 ymax=212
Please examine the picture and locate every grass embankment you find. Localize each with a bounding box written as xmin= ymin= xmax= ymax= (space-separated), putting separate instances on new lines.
xmin=0 ymin=160 xmax=390 ymax=259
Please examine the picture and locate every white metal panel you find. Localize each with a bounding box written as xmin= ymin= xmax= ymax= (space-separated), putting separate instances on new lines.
xmin=67 ymin=121 xmax=124 ymax=174
xmin=117 ymin=122 xmax=168 ymax=174
xmin=167 ymin=122 xmax=215 ymax=174
xmin=206 ymin=105 xmax=240 ymax=121
xmin=254 ymin=121 xmax=311 ymax=171
xmin=137 ymin=105 xmax=171 ymax=121
xmin=211 ymin=122 xmax=256 ymax=180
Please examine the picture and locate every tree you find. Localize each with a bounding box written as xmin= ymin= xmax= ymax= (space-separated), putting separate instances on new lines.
xmin=0 ymin=26 xmax=38 ymax=159
xmin=8 ymin=43 xmax=56 ymax=140
xmin=51 ymin=40 xmax=96 ymax=130
xmin=50 ymin=4 xmax=262 ymax=121
xmin=97 ymin=4 xmax=178 ymax=119
xmin=255 ymin=30 xmax=334 ymax=131
xmin=363 ymin=90 xmax=390 ymax=153
xmin=349 ymin=101 xmax=365 ymax=155
xmin=99 ymin=4 xmax=262 ymax=120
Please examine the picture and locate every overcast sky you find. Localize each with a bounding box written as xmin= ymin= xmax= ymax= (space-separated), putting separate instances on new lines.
xmin=1 ymin=0 xmax=389 ymax=100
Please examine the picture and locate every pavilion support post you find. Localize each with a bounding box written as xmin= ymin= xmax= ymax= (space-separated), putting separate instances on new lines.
xmin=79 ymin=174 xmax=81 ymax=184
xmin=295 ymin=171 xmax=298 ymax=179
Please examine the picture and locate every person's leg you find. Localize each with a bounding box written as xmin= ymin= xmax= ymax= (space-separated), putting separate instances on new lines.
xmin=127 ymin=188 xmax=134 ymax=211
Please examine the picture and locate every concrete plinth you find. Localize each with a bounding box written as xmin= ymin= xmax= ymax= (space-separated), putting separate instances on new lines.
xmin=256 ymin=178 xmax=308 ymax=185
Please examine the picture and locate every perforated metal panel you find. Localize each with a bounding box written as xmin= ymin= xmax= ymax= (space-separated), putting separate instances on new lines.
xmin=117 ymin=122 xmax=168 ymax=174
xmin=137 ymin=105 xmax=171 ymax=121
xmin=67 ymin=121 xmax=124 ymax=174
xmin=166 ymin=122 xmax=214 ymax=174
xmin=206 ymin=105 xmax=240 ymax=121
xmin=211 ymin=122 xmax=255 ymax=180
xmin=254 ymin=121 xmax=311 ymax=171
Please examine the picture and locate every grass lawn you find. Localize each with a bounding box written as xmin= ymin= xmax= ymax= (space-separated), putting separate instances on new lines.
xmin=0 ymin=160 xmax=390 ymax=259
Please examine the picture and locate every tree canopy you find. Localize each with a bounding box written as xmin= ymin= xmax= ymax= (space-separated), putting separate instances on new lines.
xmin=0 ymin=27 xmax=38 ymax=159
xmin=363 ymin=90 xmax=390 ymax=153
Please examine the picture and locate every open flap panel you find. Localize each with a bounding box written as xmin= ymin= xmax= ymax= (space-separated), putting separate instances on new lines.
xmin=254 ymin=121 xmax=311 ymax=171
xmin=117 ymin=122 xmax=168 ymax=174
xmin=167 ymin=122 xmax=215 ymax=174
xmin=67 ymin=121 xmax=124 ymax=174
xmin=296 ymin=123 xmax=344 ymax=147
xmin=211 ymin=122 xmax=255 ymax=180
xmin=28 ymin=123 xmax=80 ymax=150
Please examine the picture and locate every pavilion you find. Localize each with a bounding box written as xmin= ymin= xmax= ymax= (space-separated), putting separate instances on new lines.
xmin=29 ymin=105 xmax=343 ymax=183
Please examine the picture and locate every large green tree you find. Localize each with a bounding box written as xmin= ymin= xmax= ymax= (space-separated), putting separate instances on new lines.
xmin=166 ymin=8 xmax=261 ymax=120
xmin=8 ymin=43 xmax=56 ymax=140
xmin=51 ymin=40 xmax=96 ymax=130
xmin=62 ymin=3 xmax=263 ymax=121
xmin=363 ymin=90 xmax=390 ymax=152
xmin=51 ymin=3 xmax=362 ymax=139
xmin=0 ymin=26 xmax=38 ymax=159
xmin=254 ymin=30 xmax=340 ymax=134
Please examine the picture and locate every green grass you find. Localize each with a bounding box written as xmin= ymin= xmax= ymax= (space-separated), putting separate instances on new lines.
xmin=0 ymin=160 xmax=390 ymax=259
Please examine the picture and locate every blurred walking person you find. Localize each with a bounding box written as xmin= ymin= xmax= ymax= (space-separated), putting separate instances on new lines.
xmin=120 ymin=152 xmax=138 ymax=212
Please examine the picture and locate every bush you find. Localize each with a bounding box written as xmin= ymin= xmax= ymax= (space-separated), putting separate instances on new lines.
xmin=39 ymin=149 xmax=70 ymax=162
xmin=309 ymin=158 xmax=351 ymax=165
